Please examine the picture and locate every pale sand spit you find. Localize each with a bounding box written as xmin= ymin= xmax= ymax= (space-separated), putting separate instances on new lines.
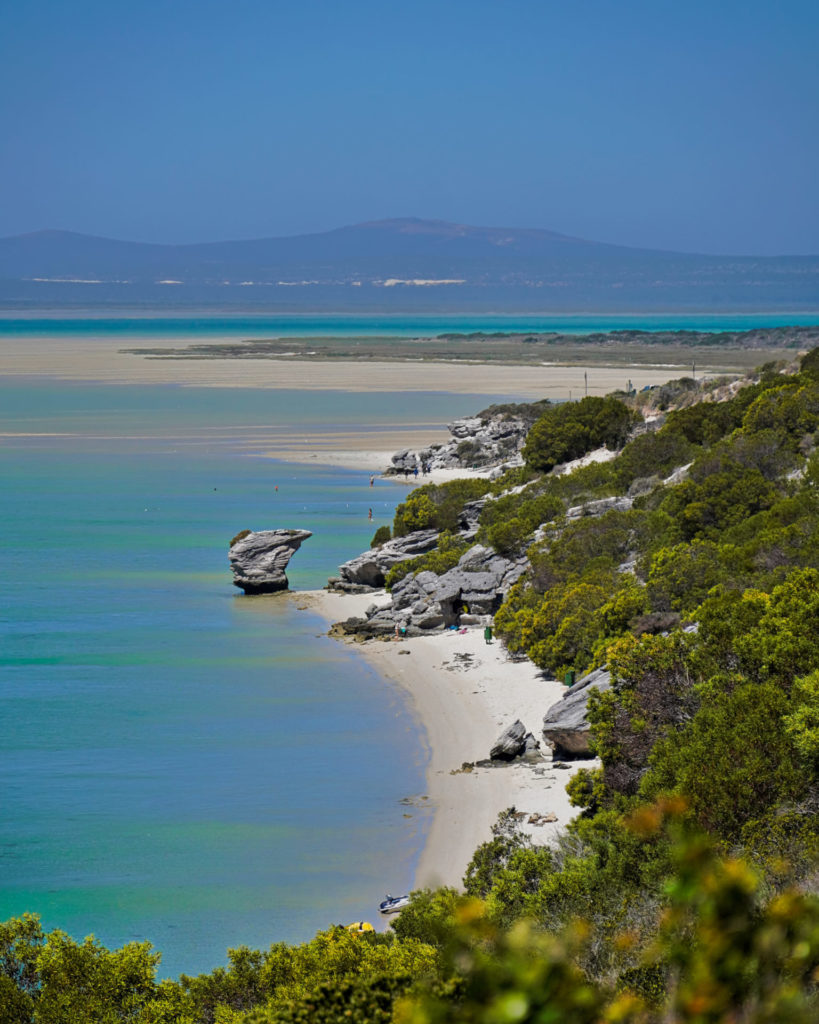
xmin=296 ymin=589 xmax=594 ymax=892
xmin=257 ymin=444 xmax=501 ymax=481
xmin=2 ymin=332 xmax=690 ymax=397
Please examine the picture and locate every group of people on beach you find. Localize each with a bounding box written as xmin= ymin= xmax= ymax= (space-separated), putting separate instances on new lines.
xmin=399 ymin=461 xmax=429 ymax=479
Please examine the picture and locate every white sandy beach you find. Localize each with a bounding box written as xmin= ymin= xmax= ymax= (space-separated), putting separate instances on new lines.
xmin=296 ymin=589 xmax=593 ymax=892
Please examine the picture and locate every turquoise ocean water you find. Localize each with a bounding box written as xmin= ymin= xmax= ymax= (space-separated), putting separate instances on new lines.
xmin=2 ymin=312 xmax=816 ymax=978
xmin=2 ymin=310 xmax=818 ymax=340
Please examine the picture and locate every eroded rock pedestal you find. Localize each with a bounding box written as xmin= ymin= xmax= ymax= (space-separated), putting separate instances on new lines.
xmin=229 ymin=529 xmax=312 ymax=594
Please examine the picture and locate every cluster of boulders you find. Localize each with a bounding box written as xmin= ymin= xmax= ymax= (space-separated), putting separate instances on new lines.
xmin=484 ymin=670 xmax=611 ymax=765
xmin=332 ymin=543 xmax=527 ymax=639
xmin=490 ymin=719 xmax=541 ymax=761
xmin=388 ymin=412 xmax=529 ymax=475
xmin=328 ymin=493 xmax=492 ymax=596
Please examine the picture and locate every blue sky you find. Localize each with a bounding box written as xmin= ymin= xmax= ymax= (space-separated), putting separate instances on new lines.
xmin=2 ymin=0 xmax=818 ymax=253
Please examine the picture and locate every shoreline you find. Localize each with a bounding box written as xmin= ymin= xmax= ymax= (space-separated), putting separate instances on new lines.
xmin=294 ymin=588 xmax=593 ymax=892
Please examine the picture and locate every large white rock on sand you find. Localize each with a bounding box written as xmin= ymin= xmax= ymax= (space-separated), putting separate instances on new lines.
xmin=229 ymin=528 xmax=312 ymax=594
xmin=542 ymin=667 xmax=611 ymax=756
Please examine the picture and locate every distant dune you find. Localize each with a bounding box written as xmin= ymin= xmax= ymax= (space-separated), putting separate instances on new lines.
xmin=1 ymin=218 xmax=817 ymax=311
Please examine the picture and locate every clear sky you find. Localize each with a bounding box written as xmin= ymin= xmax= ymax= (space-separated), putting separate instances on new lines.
xmin=2 ymin=0 xmax=818 ymax=254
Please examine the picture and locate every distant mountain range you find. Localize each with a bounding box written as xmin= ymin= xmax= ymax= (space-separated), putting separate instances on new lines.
xmin=1 ymin=218 xmax=817 ymax=311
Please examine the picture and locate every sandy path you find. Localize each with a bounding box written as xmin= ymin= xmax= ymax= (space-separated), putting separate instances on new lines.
xmin=296 ymin=589 xmax=593 ymax=891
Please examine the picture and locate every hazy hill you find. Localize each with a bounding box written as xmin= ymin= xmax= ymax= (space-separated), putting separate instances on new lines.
xmin=1 ymin=217 xmax=817 ymax=311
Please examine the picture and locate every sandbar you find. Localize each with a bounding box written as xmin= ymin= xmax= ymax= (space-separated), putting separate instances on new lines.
xmin=2 ymin=332 xmax=710 ymax=397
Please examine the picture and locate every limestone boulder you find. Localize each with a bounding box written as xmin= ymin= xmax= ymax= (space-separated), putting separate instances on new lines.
xmin=542 ymin=667 xmax=611 ymax=756
xmin=565 ymin=496 xmax=633 ymax=521
xmin=490 ymin=720 xmax=527 ymax=761
xmin=387 ymin=411 xmax=530 ymax=474
xmin=229 ymin=528 xmax=312 ymax=594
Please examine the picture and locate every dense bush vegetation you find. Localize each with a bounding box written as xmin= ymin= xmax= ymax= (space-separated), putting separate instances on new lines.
xmin=522 ymin=395 xmax=640 ymax=472
xmin=495 ymin=365 xmax=819 ymax=677
xmin=3 ymin=811 xmax=816 ymax=1022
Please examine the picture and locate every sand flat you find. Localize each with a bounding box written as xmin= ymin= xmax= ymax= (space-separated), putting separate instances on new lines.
xmin=2 ymin=332 xmax=697 ymax=396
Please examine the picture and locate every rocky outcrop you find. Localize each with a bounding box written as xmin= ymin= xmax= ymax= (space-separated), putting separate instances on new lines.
xmin=457 ymin=496 xmax=492 ymax=539
xmin=229 ymin=528 xmax=312 ymax=594
xmin=542 ymin=667 xmax=611 ymax=756
xmin=390 ymin=544 xmax=527 ymax=627
xmin=331 ymin=541 xmax=527 ymax=638
xmin=331 ymin=529 xmax=440 ymax=591
xmin=387 ymin=412 xmax=530 ymax=475
xmin=565 ymin=495 xmax=633 ymax=521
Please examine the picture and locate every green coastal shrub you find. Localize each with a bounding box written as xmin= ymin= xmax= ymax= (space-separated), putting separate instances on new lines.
xmin=785 ymin=670 xmax=819 ymax=770
xmin=392 ymin=479 xmax=493 ymax=537
xmin=610 ymin=429 xmax=695 ymax=490
xmin=642 ymin=681 xmax=805 ymax=840
xmin=393 ymin=493 xmax=437 ymax=534
xmin=741 ymin=379 xmax=819 ymax=441
xmin=370 ymin=525 xmax=391 ymax=548
xmin=480 ymin=490 xmax=562 ymax=555
xmin=658 ymin=465 xmax=777 ymax=542
xmin=645 ymin=540 xmax=728 ymax=612
xmin=523 ymin=395 xmax=639 ymax=473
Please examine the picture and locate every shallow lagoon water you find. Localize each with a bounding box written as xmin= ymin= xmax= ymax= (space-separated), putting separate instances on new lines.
xmin=0 ymin=381 xmax=514 ymax=977
xmin=0 ymin=443 xmax=428 ymax=975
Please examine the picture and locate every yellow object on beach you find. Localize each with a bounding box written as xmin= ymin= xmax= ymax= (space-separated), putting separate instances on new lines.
xmin=346 ymin=921 xmax=375 ymax=934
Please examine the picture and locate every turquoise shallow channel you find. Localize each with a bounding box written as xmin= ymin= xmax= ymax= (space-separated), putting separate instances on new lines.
xmin=0 ymin=380 xmax=511 ymax=978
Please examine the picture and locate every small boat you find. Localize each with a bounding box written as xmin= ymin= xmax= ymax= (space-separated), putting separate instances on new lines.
xmin=379 ymin=893 xmax=410 ymax=915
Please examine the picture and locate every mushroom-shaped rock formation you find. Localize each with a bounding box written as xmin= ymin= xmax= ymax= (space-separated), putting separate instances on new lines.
xmin=229 ymin=528 xmax=312 ymax=594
